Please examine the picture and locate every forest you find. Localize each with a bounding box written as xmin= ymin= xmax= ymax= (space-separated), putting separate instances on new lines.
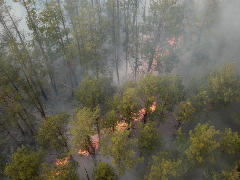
xmin=0 ymin=0 xmax=240 ymax=179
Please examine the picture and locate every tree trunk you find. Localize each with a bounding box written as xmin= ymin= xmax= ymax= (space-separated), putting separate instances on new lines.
xmin=5 ymin=7 xmax=48 ymax=100
xmin=22 ymin=0 xmax=58 ymax=95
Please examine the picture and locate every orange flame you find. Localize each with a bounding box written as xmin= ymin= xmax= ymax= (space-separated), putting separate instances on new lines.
xmin=167 ymin=37 xmax=176 ymax=47
xmin=134 ymin=108 xmax=146 ymax=122
xmin=78 ymin=149 xmax=90 ymax=156
xmin=77 ymin=134 xmax=99 ymax=157
xmin=116 ymin=121 xmax=128 ymax=131
xmin=133 ymin=101 xmax=157 ymax=122
xmin=150 ymin=58 xmax=158 ymax=73
xmin=56 ymin=157 xmax=70 ymax=167
xmin=167 ymin=36 xmax=182 ymax=49
xmin=142 ymin=34 xmax=150 ymax=41
xmin=150 ymin=101 xmax=157 ymax=112
xmin=55 ymin=157 xmax=70 ymax=176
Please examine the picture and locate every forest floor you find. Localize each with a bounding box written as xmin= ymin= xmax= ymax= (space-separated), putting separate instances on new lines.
xmin=43 ymin=84 xmax=178 ymax=179
xmin=41 ymin=58 xmax=179 ymax=179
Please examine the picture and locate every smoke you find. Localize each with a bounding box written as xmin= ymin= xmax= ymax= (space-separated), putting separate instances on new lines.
xmin=112 ymin=1 xmax=240 ymax=178
xmin=175 ymin=0 xmax=240 ymax=86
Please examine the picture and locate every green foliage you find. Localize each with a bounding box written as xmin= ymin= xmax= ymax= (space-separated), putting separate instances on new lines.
xmin=41 ymin=161 xmax=79 ymax=180
xmin=5 ymin=146 xmax=42 ymax=180
xmin=220 ymin=128 xmax=240 ymax=156
xmin=147 ymin=152 xmax=182 ymax=180
xmin=138 ymin=74 xmax=159 ymax=110
xmin=149 ymin=0 xmax=184 ymax=36
xmin=193 ymin=88 xmax=210 ymax=111
xmin=39 ymin=0 xmax=65 ymax=52
xmin=70 ymin=107 xmax=99 ymax=154
xmin=69 ymin=0 xmax=108 ymax=75
xmin=174 ymin=100 xmax=195 ymax=128
xmin=138 ymin=74 xmax=159 ymax=100
xmin=207 ymin=63 xmax=240 ymax=105
xmin=93 ymin=161 xmax=117 ymax=180
xmin=138 ymin=122 xmax=161 ymax=155
xmin=36 ymin=113 xmax=69 ymax=152
xmin=117 ymin=87 xmax=141 ymax=123
xmin=185 ymin=123 xmax=220 ymax=164
xmin=115 ymin=74 xmax=184 ymax=123
xmin=2 ymin=1 xmax=240 ymax=180
xmin=101 ymin=130 xmax=142 ymax=175
xmin=0 ymin=153 xmax=7 ymax=177
xmin=212 ymin=162 xmax=240 ymax=180
xmin=193 ymin=63 xmax=240 ymax=111
xmin=75 ymin=76 xmax=114 ymax=109
xmin=175 ymin=127 xmax=186 ymax=149
xmin=103 ymin=110 xmax=118 ymax=131
xmin=157 ymin=75 xmax=185 ymax=113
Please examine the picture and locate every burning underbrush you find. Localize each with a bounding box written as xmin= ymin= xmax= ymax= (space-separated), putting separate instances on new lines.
xmin=78 ymin=134 xmax=100 ymax=157
xmin=76 ymin=101 xmax=157 ymax=157
xmin=142 ymin=35 xmax=182 ymax=73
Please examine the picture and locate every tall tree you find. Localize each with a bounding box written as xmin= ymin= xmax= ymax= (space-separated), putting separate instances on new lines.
xmin=15 ymin=0 xmax=58 ymax=94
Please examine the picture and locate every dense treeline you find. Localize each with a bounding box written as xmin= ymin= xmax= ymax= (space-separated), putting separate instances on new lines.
xmin=0 ymin=0 xmax=240 ymax=179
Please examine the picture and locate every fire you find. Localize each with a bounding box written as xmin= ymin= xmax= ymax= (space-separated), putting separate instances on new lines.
xmin=116 ymin=121 xmax=128 ymax=131
xmin=55 ymin=156 xmax=70 ymax=176
xmin=167 ymin=37 xmax=176 ymax=47
xmin=150 ymin=58 xmax=158 ymax=73
xmin=56 ymin=157 xmax=70 ymax=167
xmin=78 ymin=149 xmax=90 ymax=156
xmin=167 ymin=36 xmax=182 ymax=49
xmin=150 ymin=45 xmax=171 ymax=73
xmin=133 ymin=101 xmax=157 ymax=122
xmin=150 ymin=45 xmax=161 ymax=72
xmin=77 ymin=134 xmax=99 ymax=157
xmin=150 ymin=101 xmax=157 ymax=112
xmin=141 ymin=35 xmax=183 ymax=75
xmin=142 ymin=34 xmax=150 ymax=41
xmin=134 ymin=108 xmax=146 ymax=122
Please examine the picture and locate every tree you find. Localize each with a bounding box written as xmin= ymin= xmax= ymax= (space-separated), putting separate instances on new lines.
xmin=36 ymin=114 xmax=69 ymax=153
xmin=207 ymin=63 xmax=240 ymax=105
xmin=147 ymin=152 xmax=182 ymax=180
xmin=185 ymin=123 xmax=220 ymax=164
xmin=117 ymin=87 xmax=140 ymax=123
xmin=174 ymin=100 xmax=195 ymax=129
xmin=41 ymin=161 xmax=79 ymax=180
xmin=101 ymin=130 xmax=142 ymax=175
xmin=220 ymin=128 xmax=240 ymax=156
xmin=137 ymin=74 xmax=159 ymax=117
xmin=75 ymin=76 xmax=114 ymax=109
xmin=137 ymin=122 xmax=161 ymax=156
xmin=157 ymin=75 xmax=184 ymax=111
xmin=70 ymin=107 xmax=100 ymax=159
xmin=0 ymin=5 xmax=46 ymax=119
xmin=212 ymin=162 xmax=240 ymax=180
xmin=0 ymin=3 xmax=48 ymax=100
xmin=5 ymin=145 xmax=42 ymax=180
xmin=14 ymin=0 xmax=58 ymax=94
xmin=106 ymin=0 xmax=121 ymax=83
xmin=39 ymin=0 xmax=77 ymax=96
xmin=103 ymin=110 xmax=119 ymax=132
xmin=93 ymin=161 xmax=117 ymax=180
xmin=0 ymin=58 xmax=37 ymax=137
xmin=122 ymin=0 xmax=131 ymax=74
xmin=68 ymin=0 xmax=108 ymax=77
xmin=142 ymin=0 xmax=184 ymax=73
